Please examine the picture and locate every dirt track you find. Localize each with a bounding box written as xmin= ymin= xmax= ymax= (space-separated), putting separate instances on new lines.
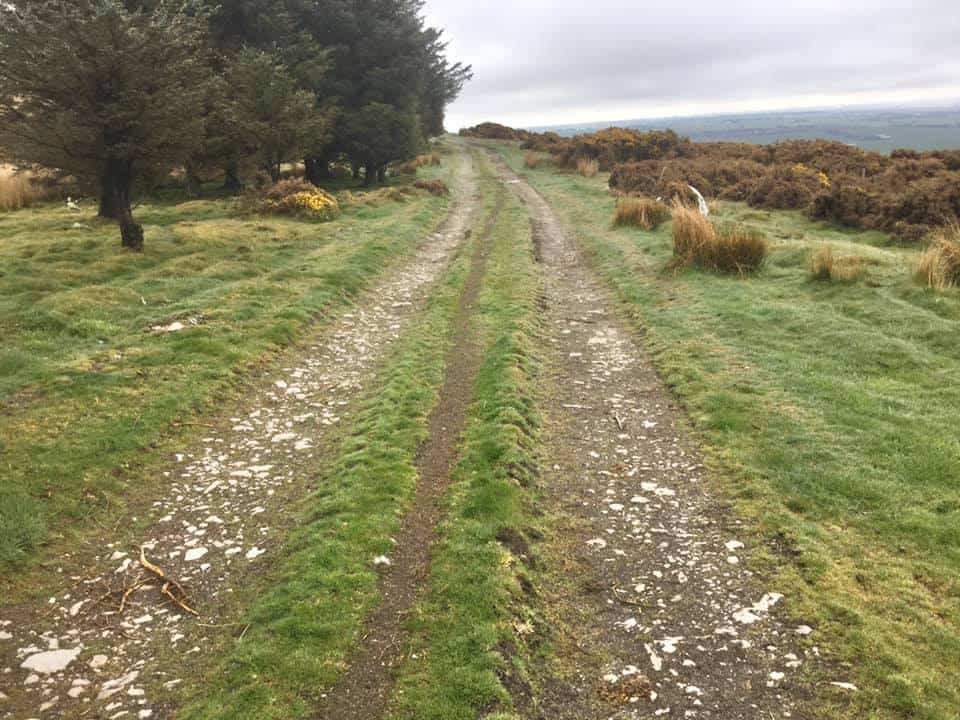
xmin=491 ymin=151 xmax=819 ymax=719
xmin=1 ymin=144 xmax=827 ymax=720
xmin=0 ymin=146 xmax=478 ymax=720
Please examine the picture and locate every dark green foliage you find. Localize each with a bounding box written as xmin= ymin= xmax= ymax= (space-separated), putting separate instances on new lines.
xmin=0 ymin=0 xmax=212 ymax=247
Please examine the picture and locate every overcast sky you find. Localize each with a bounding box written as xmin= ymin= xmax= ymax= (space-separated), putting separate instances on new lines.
xmin=422 ymin=0 xmax=960 ymax=131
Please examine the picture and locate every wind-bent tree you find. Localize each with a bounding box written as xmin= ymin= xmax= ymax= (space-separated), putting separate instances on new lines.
xmin=0 ymin=0 xmax=211 ymax=249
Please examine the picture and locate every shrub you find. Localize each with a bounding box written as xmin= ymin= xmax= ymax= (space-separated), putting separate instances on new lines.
xmin=671 ymin=201 xmax=768 ymax=274
xmin=809 ymin=246 xmax=868 ymax=282
xmin=250 ymin=178 xmax=339 ymax=220
xmin=916 ymin=228 xmax=960 ymax=289
xmin=524 ymin=151 xmax=544 ymax=169
xmin=613 ymin=196 xmax=670 ymax=230
xmin=577 ymin=157 xmax=599 ymax=178
xmin=413 ymin=179 xmax=450 ymax=196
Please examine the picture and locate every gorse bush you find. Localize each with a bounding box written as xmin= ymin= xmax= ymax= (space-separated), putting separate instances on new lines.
xmin=577 ymin=157 xmax=599 ymax=178
xmin=613 ymin=196 xmax=671 ymax=230
xmin=916 ymin=228 xmax=960 ymax=289
xmin=251 ymin=178 xmax=339 ymax=220
xmin=808 ymin=246 xmax=868 ymax=282
xmin=671 ymin=201 xmax=768 ymax=274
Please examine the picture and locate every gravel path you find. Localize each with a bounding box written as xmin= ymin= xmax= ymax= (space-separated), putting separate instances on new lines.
xmin=0 ymin=146 xmax=478 ymax=720
xmin=492 ymin=153 xmax=826 ymax=719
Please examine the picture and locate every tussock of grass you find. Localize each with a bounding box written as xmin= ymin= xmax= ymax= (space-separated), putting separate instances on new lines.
xmin=0 ymin=168 xmax=56 ymax=210
xmin=524 ymin=151 xmax=544 ymax=169
xmin=576 ymin=157 xmax=598 ymax=178
xmin=671 ymin=201 xmax=769 ymax=274
xmin=613 ymin=196 xmax=670 ymax=230
xmin=916 ymin=228 xmax=960 ymax=289
xmin=809 ymin=245 xmax=868 ymax=282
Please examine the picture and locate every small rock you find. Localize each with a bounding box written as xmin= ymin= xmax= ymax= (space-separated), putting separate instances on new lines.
xmin=20 ymin=647 xmax=82 ymax=674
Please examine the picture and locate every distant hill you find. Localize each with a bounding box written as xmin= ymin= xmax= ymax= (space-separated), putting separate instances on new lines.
xmin=529 ymin=105 xmax=960 ymax=154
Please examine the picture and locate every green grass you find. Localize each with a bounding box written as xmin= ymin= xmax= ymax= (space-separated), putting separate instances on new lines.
xmin=387 ymin=169 xmax=541 ymax=720
xmin=0 ymin=159 xmax=454 ymax=569
xmin=487 ymin=140 xmax=960 ymax=720
xmin=175 ymin=155 xmax=494 ymax=719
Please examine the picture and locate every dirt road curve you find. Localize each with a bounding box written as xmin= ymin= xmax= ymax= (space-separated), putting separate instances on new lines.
xmin=491 ymin=151 xmax=820 ymax=719
xmin=0 ymin=146 xmax=477 ymax=720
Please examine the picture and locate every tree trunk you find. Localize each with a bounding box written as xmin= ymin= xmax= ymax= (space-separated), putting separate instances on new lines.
xmin=185 ymin=159 xmax=202 ymax=198
xmin=364 ymin=161 xmax=376 ymax=187
xmin=352 ymin=161 xmax=361 ymax=180
xmin=101 ymin=159 xmax=143 ymax=251
xmin=305 ymin=156 xmax=332 ymax=185
xmin=223 ymin=161 xmax=242 ymax=193
xmin=377 ymin=164 xmax=387 ymax=183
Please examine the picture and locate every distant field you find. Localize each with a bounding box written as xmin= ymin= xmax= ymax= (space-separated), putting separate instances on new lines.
xmin=492 ymin=140 xmax=960 ymax=720
xmin=532 ymin=105 xmax=960 ymax=153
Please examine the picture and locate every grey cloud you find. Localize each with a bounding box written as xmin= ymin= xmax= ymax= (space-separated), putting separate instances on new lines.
xmin=422 ymin=0 xmax=960 ymax=128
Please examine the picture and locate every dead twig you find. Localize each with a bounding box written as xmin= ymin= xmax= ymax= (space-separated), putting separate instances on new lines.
xmin=611 ymin=412 xmax=625 ymax=431
xmin=139 ymin=547 xmax=199 ymax=616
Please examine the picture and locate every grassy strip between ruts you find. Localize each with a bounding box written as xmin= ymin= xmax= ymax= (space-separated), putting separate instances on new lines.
xmin=487 ymin=140 xmax=960 ymax=720
xmin=0 ymin=156 xmax=454 ymax=570
xmin=176 ymin=155 xmax=492 ymax=720
xmin=387 ymin=171 xmax=542 ymax=720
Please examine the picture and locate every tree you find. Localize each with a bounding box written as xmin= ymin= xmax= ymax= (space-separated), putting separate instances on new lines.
xmin=342 ymin=103 xmax=421 ymax=185
xmin=0 ymin=0 xmax=211 ymax=249
xmin=226 ymin=50 xmax=331 ymax=183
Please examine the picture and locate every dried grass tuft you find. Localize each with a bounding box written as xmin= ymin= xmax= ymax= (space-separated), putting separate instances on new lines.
xmin=916 ymin=227 xmax=960 ymax=289
xmin=613 ymin=196 xmax=671 ymax=230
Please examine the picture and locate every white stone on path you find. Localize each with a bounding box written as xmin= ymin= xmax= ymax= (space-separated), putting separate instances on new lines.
xmin=20 ymin=647 xmax=81 ymax=674
xmin=245 ymin=547 xmax=266 ymax=560
xmin=184 ymin=547 xmax=208 ymax=562
xmin=89 ymin=654 xmax=109 ymax=670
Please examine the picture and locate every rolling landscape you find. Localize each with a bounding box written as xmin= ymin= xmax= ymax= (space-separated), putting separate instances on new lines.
xmin=0 ymin=2 xmax=958 ymax=720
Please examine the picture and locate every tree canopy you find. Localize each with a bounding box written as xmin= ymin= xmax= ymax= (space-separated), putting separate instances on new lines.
xmin=0 ymin=0 xmax=471 ymax=248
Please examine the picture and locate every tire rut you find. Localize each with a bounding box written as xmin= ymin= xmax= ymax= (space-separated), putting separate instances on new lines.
xmin=0 ymin=145 xmax=478 ymax=720
xmin=314 ymin=184 xmax=507 ymax=720
xmin=489 ymin=151 xmax=822 ymax=720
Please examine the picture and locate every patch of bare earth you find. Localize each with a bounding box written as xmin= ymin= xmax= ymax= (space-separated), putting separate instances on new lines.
xmin=0 ymin=148 xmax=478 ymax=720
xmin=313 ymin=185 xmax=506 ymax=720
xmin=493 ymin=154 xmax=830 ymax=719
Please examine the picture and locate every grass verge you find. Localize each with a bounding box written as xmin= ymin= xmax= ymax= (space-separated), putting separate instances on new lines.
xmin=0 ymin=158 xmax=453 ymax=569
xmin=489 ymin=140 xmax=960 ymax=720
xmin=387 ymin=172 xmax=542 ymax=719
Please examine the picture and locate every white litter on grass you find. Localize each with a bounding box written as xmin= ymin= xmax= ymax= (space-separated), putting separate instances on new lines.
xmin=829 ymin=682 xmax=858 ymax=691
xmin=373 ymin=555 xmax=392 ymax=566
xmin=245 ymin=547 xmax=265 ymax=560
xmin=725 ymin=540 xmax=744 ymax=552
